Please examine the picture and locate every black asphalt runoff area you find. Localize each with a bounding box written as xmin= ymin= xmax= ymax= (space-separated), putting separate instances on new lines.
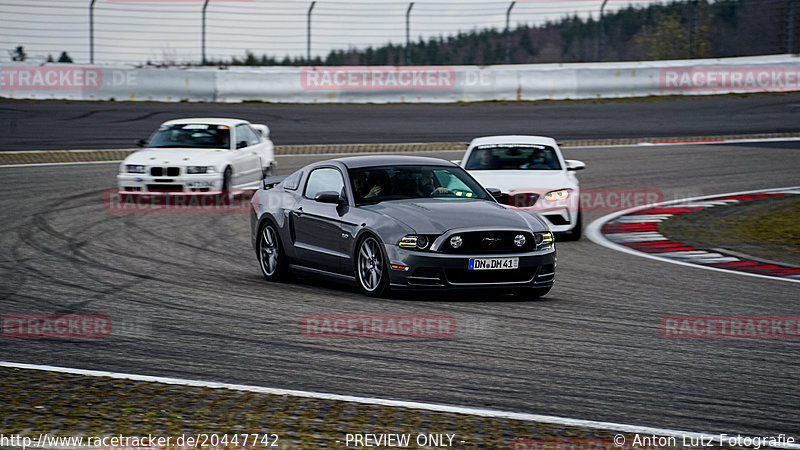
xmin=2 ymin=92 xmax=800 ymax=150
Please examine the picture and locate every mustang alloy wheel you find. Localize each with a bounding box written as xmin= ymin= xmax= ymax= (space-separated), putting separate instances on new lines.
xmin=356 ymin=235 xmax=389 ymax=297
xmin=258 ymin=223 xmax=285 ymax=281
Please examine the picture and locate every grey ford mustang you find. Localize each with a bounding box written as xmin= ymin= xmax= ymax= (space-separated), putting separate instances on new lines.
xmin=250 ymin=155 xmax=556 ymax=298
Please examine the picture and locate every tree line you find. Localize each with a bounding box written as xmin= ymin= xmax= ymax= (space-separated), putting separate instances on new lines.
xmin=217 ymin=0 xmax=798 ymax=66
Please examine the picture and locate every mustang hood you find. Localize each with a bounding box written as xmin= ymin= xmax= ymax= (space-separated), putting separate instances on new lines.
xmin=366 ymin=199 xmax=542 ymax=234
xmin=469 ymin=170 xmax=570 ymax=193
xmin=124 ymin=148 xmax=231 ymax=166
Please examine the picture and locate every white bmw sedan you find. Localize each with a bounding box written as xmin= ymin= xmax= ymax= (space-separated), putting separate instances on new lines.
xmin=118 ymin=118 xmax=275 ymax=193
xmin=460 ymin=135 xmax=586 ymax=240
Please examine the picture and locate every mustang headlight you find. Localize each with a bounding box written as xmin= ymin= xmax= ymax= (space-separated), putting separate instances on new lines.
xmin=514 ymin=234 xmax=527 ymax=247
xmin=544 ymin=189 xmax=570 ymax=201
xmin=398 ymin=235 xmax=431 ymax=250
xmin=187 ymin=166 xmax=213 ymax=174
xmin=534 ymin=231 xmax=554 ymax=250
xmin=449 ymin=235 xmax=463 ymax=249
xmin=125 ymin=165 xmax=145 ymax=174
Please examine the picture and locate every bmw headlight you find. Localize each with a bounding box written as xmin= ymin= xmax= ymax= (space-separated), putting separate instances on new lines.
xmin=125 ymin=165 xmax=145 ymax=174
xmin=187 ymin=166 xmax=213 ymax=174
xmin=544 ymin=189 xmax=570 ymax=201
xmin=398 ymin=235 xmax=431 ymax=250
xmin=534 ymin=231 xmax=554 ymax=250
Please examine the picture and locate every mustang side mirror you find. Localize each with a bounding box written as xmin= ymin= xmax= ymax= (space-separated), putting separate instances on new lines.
xmin=565 ymin=159 xmax=586 ymax=171
xmin=136 ymin=139 xmax=148 ymax=148
xmin=486 ymin=188 xmax=503 ymax=200
xmin=315 ymin=191 xmax=344 ymax=204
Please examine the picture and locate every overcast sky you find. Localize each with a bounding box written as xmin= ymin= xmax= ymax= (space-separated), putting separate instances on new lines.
xmin=1 ymin=0 xmax=671 ymax=65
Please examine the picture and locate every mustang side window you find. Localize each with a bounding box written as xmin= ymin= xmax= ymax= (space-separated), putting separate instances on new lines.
xmin=283 ymin=171 xmax=302 ymax=191
xmin=305 ymin=168 xmax=345 ymax=200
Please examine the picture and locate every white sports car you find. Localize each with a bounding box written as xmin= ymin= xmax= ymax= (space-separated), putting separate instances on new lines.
xmin=118 ymin=118 xmax=276 ymax=193
xmin=459 ymin=135 xmax=586 ymax=240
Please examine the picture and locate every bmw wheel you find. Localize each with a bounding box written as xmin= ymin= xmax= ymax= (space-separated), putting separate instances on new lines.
xmin=221 ymin=166 xmax=232 ymax=194
xmin=258 ymin=222 xmax=286 ymax=281
xmin=355 ymin=235 xmax=389 ymax=297
xmin=561 ymin=208 xmax=582 ymax=241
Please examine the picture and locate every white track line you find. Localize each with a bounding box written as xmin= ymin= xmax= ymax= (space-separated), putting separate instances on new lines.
xmin=2 ymin=361 xmax=798 ymax=448
xmin=586 ymin=186 xmax=800 ymax=284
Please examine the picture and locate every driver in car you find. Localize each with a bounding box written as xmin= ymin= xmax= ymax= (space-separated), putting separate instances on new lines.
xmin=521 ymin=149 xmax=552 ymax=169
xmin=352 ymin=172 xmax=384 ymax=200
xmin=417 ymin=170 xmax=449 ymax=196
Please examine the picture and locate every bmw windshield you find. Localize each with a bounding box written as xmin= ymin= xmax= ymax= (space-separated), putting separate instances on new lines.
xmin=465 ymin=144 xmax=562 ymax=170
xmin=349 ymin=165 xmax=490 ymax=205
xmin=148 ymin=124 xmax=231 ymax=149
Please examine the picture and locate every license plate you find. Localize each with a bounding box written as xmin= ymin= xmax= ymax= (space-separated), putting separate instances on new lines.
xmin=468 ymin=257 xmax=519 ymax=270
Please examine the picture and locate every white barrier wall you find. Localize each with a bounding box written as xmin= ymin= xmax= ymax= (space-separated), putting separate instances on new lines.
xmin=1 ymin=55 xmax=798 ymax=103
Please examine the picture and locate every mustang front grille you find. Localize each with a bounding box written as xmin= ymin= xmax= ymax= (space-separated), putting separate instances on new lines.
xmin=441 ymin=231 xmax=535 ymax=253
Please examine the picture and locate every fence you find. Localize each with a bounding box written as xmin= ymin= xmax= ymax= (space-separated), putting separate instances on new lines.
xmin=1 ymin=0 xmax=798 ymax=66
xmin=1 ymin=54 xmax=798 ymax=103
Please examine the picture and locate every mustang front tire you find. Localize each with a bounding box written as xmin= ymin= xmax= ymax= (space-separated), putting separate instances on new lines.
xmin=258 ymin=222 xmax=286 ymax=282
xmin=355 ymin=235 xmax=389 ymax=297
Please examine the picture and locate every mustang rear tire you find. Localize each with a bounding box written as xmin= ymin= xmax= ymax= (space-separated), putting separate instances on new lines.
xmin=258 ymin=222 xmax=287 ymax=282
xmin=355 ymin=235 xmax=389 ymax=297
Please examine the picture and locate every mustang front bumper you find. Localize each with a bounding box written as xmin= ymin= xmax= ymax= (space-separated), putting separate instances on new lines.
xmin=384 ymin=245 xmax=556 ymax=290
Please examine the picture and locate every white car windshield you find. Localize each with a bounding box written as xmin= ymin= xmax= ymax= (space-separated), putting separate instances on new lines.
xmin=148 ymin=124 xmax=231 ymax=149
xmin=465 ymin=145 xmax=562 ymax=170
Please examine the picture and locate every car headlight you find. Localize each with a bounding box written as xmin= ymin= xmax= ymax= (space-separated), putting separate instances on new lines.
xmin=125 ymin=165 xmax=145 ymax=174
xmin=514 ymin=234 xmax=527 ymax=247
xmin=544 ymin=189 xmax=570 ymax=201
xmin=398 ymin=235 xmax=431 ymax=250
xmin=534 ymin=231 xmax=554 ymax=250
xmin=187 ymin=166 xmax=214 ymax=174
xmin=449 ymin=235 xmax=463 ymax=249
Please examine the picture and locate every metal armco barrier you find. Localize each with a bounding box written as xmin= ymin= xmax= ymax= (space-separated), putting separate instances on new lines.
xmin=1 ymin=55 xmax=798 ymax=103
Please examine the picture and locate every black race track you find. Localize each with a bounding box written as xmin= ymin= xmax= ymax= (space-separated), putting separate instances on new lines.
xmin=0 ymin=95 xmax=799 ymax=438
xmin=2 ymin=93 xmax=800 ymax=150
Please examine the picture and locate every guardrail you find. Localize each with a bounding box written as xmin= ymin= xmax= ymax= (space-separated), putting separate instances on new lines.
xmin=1 ymin=54 xmax=798 ymax=103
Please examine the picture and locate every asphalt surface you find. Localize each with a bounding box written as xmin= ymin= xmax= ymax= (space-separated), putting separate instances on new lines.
xmin=1 ymin=139 xmax=799 ymax=439
xmin=3 ymin=93 xmax=800 ymax=150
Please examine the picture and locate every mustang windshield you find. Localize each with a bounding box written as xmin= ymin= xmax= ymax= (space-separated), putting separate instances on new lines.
xmin=350 ymin=165 xmax=490 ymax=205
xmin=465 ymin=144 xmax=562 ymax=170
xmin=148 ymin=124 xmax=231 ymax=149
